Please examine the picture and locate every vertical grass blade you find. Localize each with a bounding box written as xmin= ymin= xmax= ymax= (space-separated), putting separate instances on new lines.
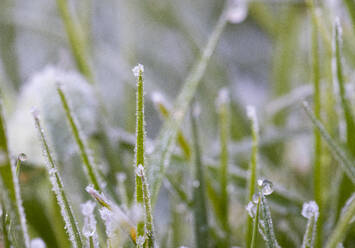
xmin=55 ymin=0 xmax=93 ymax=83
xmin=136 ymin=165 xmax=156 ymax=247
xmin=190 ymin=106 xmax=209 ymax=248
xmin=216 ymin=89 xmax=230 ymax=246
xmin=245 ymin=105 xmax=259 ymax=248
xmin=302 ymin=102 xmax=355 ymax=183
xmin=132 ymin=64 xmax=147 ymax=241
xmin=57 ymin=85 xmax=102 ymax=192
xmin=308 ymin=1 xmax=323 ymax=246
xmin=301 ymin=201 xmax=319 ymax=248
xmin=148 ymin=5 xmax=229 ymax=204
xmin=0 ymin=98 xmax=30 ymax=247
xmin=250 ymin=193 xmax=261 ymax=248
xmin=260 ymin=194 xmax=279 ymax=248
xmin=325 ymin=194 xmax=355 ymax=248
xmin=32 ymin=110 xmax=83 ymax=248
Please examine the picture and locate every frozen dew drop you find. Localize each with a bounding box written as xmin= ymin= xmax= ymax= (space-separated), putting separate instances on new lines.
xmin=257 ymin=179 xmax=274 ymax=195
xmin=18 ymin=153 xmax=28 ymax=162
xmin=226 ymin=0 xmax=248 ymax=24
xmin=301 ymin=201 xmax=319 ymax=220
xmin=132 ymin=64 xmax=144 ymax=78
xmin=246 ymin=201 xmax=256 ymax=218
xmin=30 ymin=238 xmax=46 ymax=248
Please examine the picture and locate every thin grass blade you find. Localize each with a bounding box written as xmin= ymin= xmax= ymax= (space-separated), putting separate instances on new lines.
xmin=0 ymin=97 xmax=30 ymax=247
xmin=32 ymin=110 xmax=83 ymax=248
xmin=57 ymin=85 xmax=102 ymax=192
xmin=148 ymin=5 xmax=229 ymax=204
xmin=260 ymin=194 xmax=279 ymax=248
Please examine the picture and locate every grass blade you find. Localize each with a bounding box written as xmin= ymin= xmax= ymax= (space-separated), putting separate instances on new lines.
xmin=302 ymin=102 xmax=355 ymax=183
xmin=260 ymin=191 xmax=279 ymax=248
xmin=0 ymin=97 xmax=30 ymax=247
xmin=250 ymin=193 xmax=261 ymax=248
xmin=325 ymin=194 xmax=355 ymax=248
xmin=57 ymin=85 xmax=102 ymax=192
xmin=190 ymin=105 xmax=209 ymax=248
xmin=55 ymin=0 xmax=93 ymax=82
xmin=301 ymin=201 xmax=319 ymax=248
xmin=148 ymin=5 xmax=229 ymax=204
xmin=32 ymin=110 xmax=83 ymax=248
xmin=246 ymin=105 xmax=259 ymax=248
xmin=216 ymin=89 xmax=230 ymax=246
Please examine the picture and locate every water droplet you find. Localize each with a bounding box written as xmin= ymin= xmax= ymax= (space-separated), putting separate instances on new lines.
xmin=132 ymin=64 xmax=144 ymax=78
xmin=226 ymin=0 xmax=248 ymax=24
xmin=301 ymin=201 xmax=319 ymax=220
xmin=18 ymin=153 xmax=27 ymax=162
xmin=246 ymin=201 xmax=256 ymax=218
xmin=30 ymin=238 xmax=46 ymax=248
xmin=258 ymin=179 xmax=274 ymax=195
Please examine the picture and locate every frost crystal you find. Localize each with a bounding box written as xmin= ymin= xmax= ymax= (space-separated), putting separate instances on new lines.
xmin=18 ymin=153 xmax=28 ymax=162
xmin=227 ymin=0 xmax=248 ymax=24
xmin=302 ymin=201 xmax=319 ymax=220
xmin=135 ymin=164 xmax=144 ymax=177
xmin=30 ymin=238 xmax=46 ymax=248
xmin=132 ymin=64 xmax=144 ymax=78
xmin=258 ymin=179 xmax=274 ymax=196
xmin=81 ymin=201 xmax=97 ymax=238
xmin=246 ymin=201 xmax=257 ymax=218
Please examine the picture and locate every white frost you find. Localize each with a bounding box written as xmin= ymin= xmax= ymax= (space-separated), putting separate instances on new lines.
xmin=301 ymin=201 xmax=319 ymax=220
xmin=226 ymin=0 xmax=248 ymax=24
xmin=132 ymin=64 xmax=144 ymax=78
xmin=30 ymin=238 xmax=46 ymax=248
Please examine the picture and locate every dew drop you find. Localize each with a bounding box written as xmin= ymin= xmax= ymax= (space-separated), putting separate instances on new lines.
xmin=258 ymin=179 xmax=274 ymax=196
xmin=252 ymin=193 xmax=259 ymax=204
xmin=18 ymin=153 xmax=27 ymax=162
xmin=135 ymin=164 xmax=144 ymax=177
xmin=301 ymin=201 xmax=319 ymax=220
xmin=226 ymin=0 xmax=248 ymax=24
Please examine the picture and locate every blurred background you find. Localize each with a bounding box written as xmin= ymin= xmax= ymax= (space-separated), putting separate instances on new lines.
xmin=0 ymin=0 xmax=355 ymax=247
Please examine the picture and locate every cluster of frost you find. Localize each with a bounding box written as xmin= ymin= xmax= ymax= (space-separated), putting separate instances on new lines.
xmin=8 ymin=66 xmax=99 ymax=165
xmin=81 ymin=200 xmax=99 ymax=247
xmin=301 ymin=201 xmax=319 ymax=220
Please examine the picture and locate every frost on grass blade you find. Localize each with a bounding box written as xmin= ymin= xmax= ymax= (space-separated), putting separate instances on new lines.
xmin=301 ymin=201 xmax=319 ymax=248
xmin=57 ymin=85 xmax=103 ymax=191
xmin=147 ymin=6 xmax=229 ymax=204
xmin=32 ymin=110 xmax=83 ymax=248
xmin=0 ymin=98 xmax=30 ymax=248
xmin=226 ymin=0 xmax=248 ymax=24
xmin=81 ymin=200 xmax=99 ymax=248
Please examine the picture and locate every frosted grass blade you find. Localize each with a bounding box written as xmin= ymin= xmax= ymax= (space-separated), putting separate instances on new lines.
xmin=57 ymin=85 xmax=102 ymax=192
xmin=0 ymin=98 xmax=30 ymax=247
xmin=190 ymin=106 xmax=209 ymax=248
xmin=148 ymin=5 xmax=229 ymax=204
xmin=260 ymin=194 xmax=279 ymax=248
xmin=32 ymin=110 xmax=83 ymax=248
xmin=246 ymin=105 xmax=259 ymax=248
xmin=301 ymin=201 xmax=319 ymax=248
xmin=250 ymin=194 xmax=261 ymax=248
xmin=325 ymin=194 xmax=355 ymax=248
xmin=55 ymin=0 xmax=93 ymax=83
xmin=302 ymin=102 xmax=355 ymax=183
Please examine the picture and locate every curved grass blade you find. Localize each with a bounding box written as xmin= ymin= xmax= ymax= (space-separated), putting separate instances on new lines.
xmin=0 ymin=97 xmax=30 ymax=247
xmin=32 ymin=110 xmax=83 ymax=248
xmin=325 ymin=194 xmax=355 ymax=248
xmin=57 ymin=85 xmax=102 ymax=192
xmin=55 ymin=0 xmax=93 ymax=83
xmin=148 ymin=5 xmax=229 ymax=204
xmin=302 ymin=102 xmax=355 ymax=183
xmin=190 ymin=106 xmax=209 ymax=248
xmin=246 ymin=105 xmax=259 ymax=248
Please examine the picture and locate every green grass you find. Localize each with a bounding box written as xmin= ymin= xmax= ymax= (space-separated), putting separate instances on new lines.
xmin=1 ymin=0 xmax=355 ymax=247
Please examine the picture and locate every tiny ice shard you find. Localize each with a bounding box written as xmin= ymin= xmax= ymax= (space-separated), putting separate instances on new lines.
xmin=135 ymin=164 xmax=144 ymax=177
xmin=226 ymin=0 xmax=248 ymax=24
xmin=132 ymin=64 xmax=144 ymax=78
xmin=301 ymin=201 xmax=319 ymax=220
xmin=30 ymin=238 xmax=46 ymax=248
xmin=257 ymin=179 xmax=274 ymax=195
xmin=18 ymin=153 xmax=28 ymax=162
xmin=246 ymin=201 xmax=256 ymax=218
